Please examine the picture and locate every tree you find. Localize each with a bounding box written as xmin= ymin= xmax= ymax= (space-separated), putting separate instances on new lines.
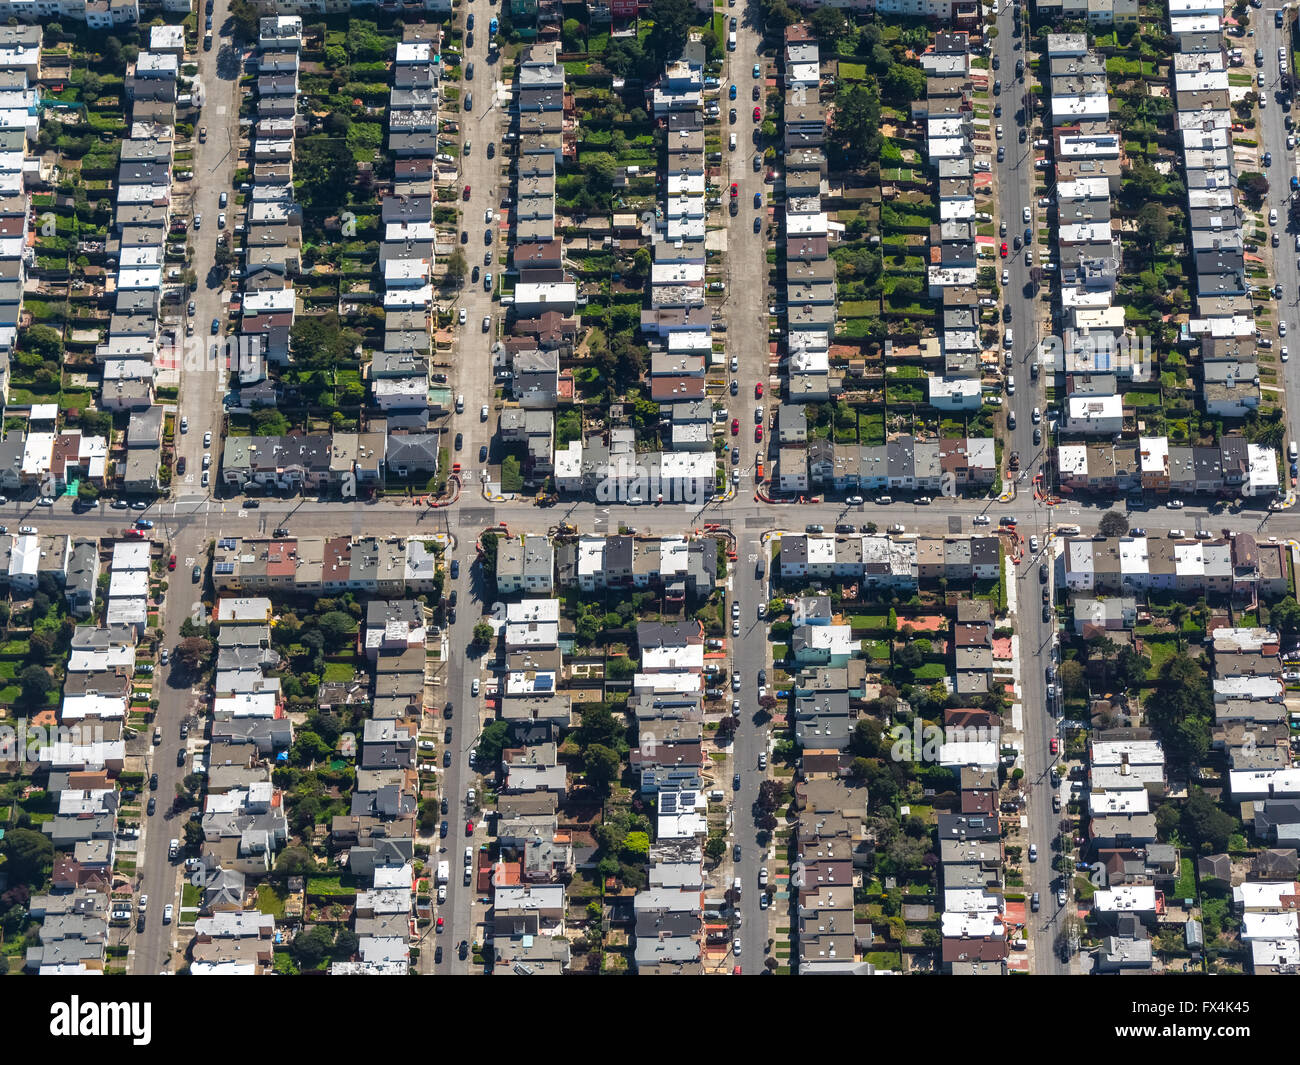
xmin=445 ymin=247 xmax=467 ymax=285
xmin=894 ymin=642 xmax=924 ymax=670
xmin=584 ymin=151 xmax=618 ymax=191
xmin=704 ymin=836 xmax=726 ymax=860
xmin=292 ymin=925 xmax=336 ymax=968
xmin=472 ymin=621 xmax=493 ymax=645
xmin=77 ymin=479 xmax=99 ymax=502
xmin=175 ymin=636 xmax=212 ymax=672
xmin=1271 ymin=596 xmax=1300 ymax=637
xmin=1146 ymin=652 xmax=1213 ymax=765
xmin=317 ymin=610 xmax=358 ymax=651
xmin=809 ymin=6 xmax=848 ymax=44
xmin=229 ymin=0 xmax=260 ymax=40
xmin=475 ymin=720 xmax=510 ymax=768
xmin=1115 ymin=645 xmax=1151 ymax=692
xmin=829 ymin=83 xmax=882 ymax=169
xmin=1182 ymin=788 xmax=1237 ymax=853
xmin=646 ymin=0 xmax=692 ymax=66
xmin=880 ymin=63 xmax=925 ymax=105
xmin=296 ymin=137 xmax=356 ymax=218
xmin=1135 ymin=203 xmax=1172 ymax=253
xmin=577 ymin=703 xmax=624 ymax=750
xmin=1058 ymin=658 xmax=1086 ymax=698
xmin=584 ymin=743 xmax=621 ymax=793
xmin=18 ymin=664 xmax=52 ymax=707
xmin=1 ymin=827 xmax=53 ymax=884
xmin=1098 ymin=510 xmax=1129 ymax=538
xmin=20 ymin=324 xmax=63 ymax=362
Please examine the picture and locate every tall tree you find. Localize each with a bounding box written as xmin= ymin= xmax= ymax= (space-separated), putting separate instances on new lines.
xmin=829 ymin=84 xmax=882 ymax=170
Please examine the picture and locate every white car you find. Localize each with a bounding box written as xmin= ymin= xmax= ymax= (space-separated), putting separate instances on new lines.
xmin=1282 ymin=321 xmax=1290 ymax=337
xmin=480 ymin=404 xmax=489 ymax=420
xmin=203 ymin=431 xmax=212 ymax=448
xmin=471 ymin=678 xmax=480 ymax=696
xmin=1270 ymin=208 xmax=1279 ymax=226
xmin=180 ymin=416 xmax=189 ymax=433
xmin=437 ymin=885 xmax=447 ymax=903
xmin=995 ymin=124 xmax=1004 ymax=139
xmin=846 ymin=495 xmax=864 ymax=505
xmin=733 ymin=938 xmax=742 ymax=956
xmin=1023 ymin=207 xmax=1031 ymax=223
xmin=163 ymin=904 xmax=173 ymax=924
xmin=1284 ymin=347 xmax=1290 ymax=361
xmin=458 ymin=308 xmax=467 ymax=324
xmin=1029 ymin=535 xmax=1039 ymax=552
xmin=1032 ymin=406 xmax=1041 ymax=423
xmin=484 ymin=208 xmax=493 ymax=223
xmin=202 ymin=453 xmax=211 ymax=469
xmin=1001 ymin=268 xmax=1010 ymax=284
xmin=973 ymin=515 xmax=991 ymax=525
xmin=730 ymin=356 xmax=738 ymax=372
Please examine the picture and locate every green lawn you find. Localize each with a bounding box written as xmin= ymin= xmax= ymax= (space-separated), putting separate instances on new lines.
xmin=322 ymin=661 xmax=358 ymax=683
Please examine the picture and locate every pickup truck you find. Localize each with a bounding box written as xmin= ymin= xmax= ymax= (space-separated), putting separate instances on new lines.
xmin=436 ymin=860 xmax=450 ymax=885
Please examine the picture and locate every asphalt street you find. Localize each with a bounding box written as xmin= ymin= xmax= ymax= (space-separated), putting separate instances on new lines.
xmin=990 ymin=4 xmax=1067 ymax=975
xmin=131 ymin=0 xmax=241 ymax=974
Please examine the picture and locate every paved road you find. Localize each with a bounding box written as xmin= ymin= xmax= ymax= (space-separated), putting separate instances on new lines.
xmin=1257 ymin=7 xmax=1300 ymax=467
xmin=131 ymin=0 xmax=242 ymax=974
xmin=725 ymin=0 xmax=773 ymax=975
xmin=990 ymin=3 xmax=1066 ymax=975
xmin=175 ymin=4 xmax=243 ymax=493
xmin=431 ymin=6 xmax=504 ymax=973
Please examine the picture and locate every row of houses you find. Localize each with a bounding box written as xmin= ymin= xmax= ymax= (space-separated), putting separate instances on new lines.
xmin=1168 ymin=7 xmax=1264 ymax=419
xmin=481 ymin=592 xmax=576 ymax=974
xmin=1074 ymin=730 xmax=1169 ymax=972
xmin=916 ymin=30 xmax=985 ymax=413
xmin=778 ymin=531 xmax=1001 ymax=585
xmin=371 ymin=28 xmax=444 ymax=425
xmin=639 ymin=41 xmax=722 ymax=473
xmin=226 ymin=16 xmax=304 ymax=410
xmin=328 ymin=599 xmax=432 ymax=974
xmin=782 ymin=26 xmax=836 ymax=405
xmin=1206 ymin=624 xmax=1300 ymax=972
xmin=99 ymin=27 xmax=191 ymax=433
xmin=1055 ymin=435 xmax=1280 ymax=499
xmin=0 ymin=24 xmax=43 ymax=396
xmin=806 ymin=433 xmax=998 ymax=493
xmin=182 ymin=598 xmax=293 ymax=973
xmin=23 ymin=618 xmax=146 ymax=973
xmin=210 ymin=533 xmax=440 ymax=596
xmin=0 ymin=407 xmax=109 ymax=495
xmin=1041 ymin=33 xmax=1131 ymax=437
xmin=632 ymin=619 xmax=709 ymax=972
xmin=490 ymin=41 xmax=578 ymax=488
xmin=1060 ymin=533 xmax=1289 ymax=598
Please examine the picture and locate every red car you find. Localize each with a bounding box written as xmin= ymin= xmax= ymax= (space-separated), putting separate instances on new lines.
xmin=731 ymin=418 xmax=740 ymax=435
xmin=755 ymin=425 xmax=763 ymax=442
xmin=466 ymin=820 xmax=474 ymax=835
xmin=755 ymin=382 xmax=764 ymax=398
xmin=125 ymin=528 xmax=144 ymax=539
xmin=730 ymin=182 xmax=738 ymax=198
xmin=1049 ymin=738 xmax=1059 ymax=754
xmin=436 ymin=917 xmax=444 ymax=931
xmin=168 ymin=554 xmax=176 ymax=571
xmin=999 ymin=242 xmax=1008 ymax=258
xmin=753 ymin=106 xmax=761 ymax=121
xmin=463 ymin=184 xmax=471 ymax=199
